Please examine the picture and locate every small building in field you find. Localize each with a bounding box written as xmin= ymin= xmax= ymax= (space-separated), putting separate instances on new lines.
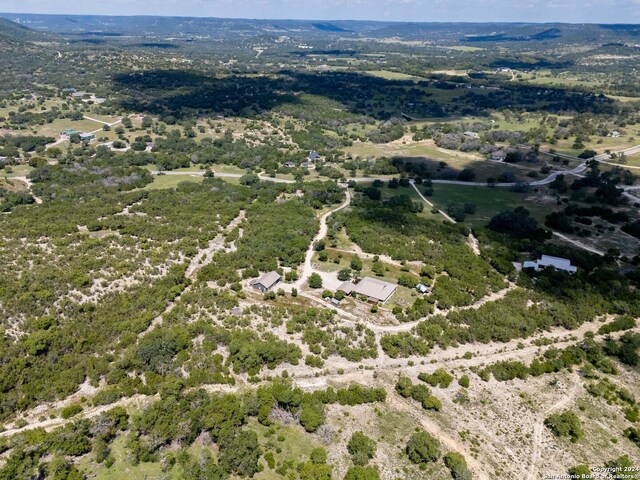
xmin=353 ymin=277 xmax=397 ymax=304
xmin=491 ymin=150 xmax=507 ymax=161
xmin=307 ymin=150 xmax=321 ymax=162
xmin=62 ymin=129 xmax=80 ymax=136
xmin=250 ymin=271 xmax=281 ymax=292
xmin=609 ymin=130 xmax=622 ymax=138
xmin=79 ymin=133 xmax=95 ymax=141
xmin=523 ymin=255 xmax=577 ymax=274
xmin=416 ymin=283 xmax=430 ymax=294
xmin=463 ymin=131 xmax=479 ymax=139
xmin=283 ymin=161 xmax=297 ymax=168
xmin=300 ymin=161 xmax=314 ymax=169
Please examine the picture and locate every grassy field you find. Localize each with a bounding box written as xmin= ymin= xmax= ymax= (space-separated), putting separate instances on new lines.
xmin=344 ymin=139 xmax=531 ymax=182
xmin=2 ymin=164 xmax=32 ymax=178
xmin=447 ymin=46 xmax=485 ymax=52
xmin=427 ymin=183 xmax=556 ymax=225
xmin=0 ymin=177 xmax=28 ymax=192
xmin=35 ymin=118 xmax=105 ymax=137
xmin=623 ymin=152 xmax=640 ymax=168
xmin=516 ymin=70 xmax=604 ymax=89
xmin=144 ymin=174 xmax=204 ymax=190
xmin=377 ymin=184 xmax=442 ymax=220
xmin=365 ymin=70 xmax=424 ymax=81
xmin=78 ymin=436 xmax=167 ymax=480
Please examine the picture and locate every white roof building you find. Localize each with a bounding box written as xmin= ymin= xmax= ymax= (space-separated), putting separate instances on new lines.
xmin=523 ymin=255 xmax=577 ymax=274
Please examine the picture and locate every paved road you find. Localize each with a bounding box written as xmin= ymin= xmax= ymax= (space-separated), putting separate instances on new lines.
xmin=157 ymin=162 xmax=587 ymax=189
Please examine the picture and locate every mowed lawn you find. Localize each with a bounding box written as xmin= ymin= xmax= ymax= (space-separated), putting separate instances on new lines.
xmin=144 ymin=174 xmax=204 ymax=190
xmin=345 ymin=139 xmax=530 ymax=182
xmin=427 ymin=183 xmax=555 ymax=225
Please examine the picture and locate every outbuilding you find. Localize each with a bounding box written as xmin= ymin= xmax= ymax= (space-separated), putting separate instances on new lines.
xmin=250 ymin=271 xmax=281 ymax=292
xmin=491 ymin=150 xmax=507 ymax=161
xmin=307 ymin=150 xmax=321 ymax=161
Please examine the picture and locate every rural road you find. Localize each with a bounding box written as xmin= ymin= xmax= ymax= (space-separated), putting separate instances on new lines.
xmin=156 ymin=161 xmax=588 ymax=189
xmin=293 ymin=188 xmax=352 ymax=289
xmin=410 ymin=179 xmax=456 ymax=223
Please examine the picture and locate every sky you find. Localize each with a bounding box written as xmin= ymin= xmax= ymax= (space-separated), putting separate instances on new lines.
xmin=1 ymin=0 xmax=639 ymax=23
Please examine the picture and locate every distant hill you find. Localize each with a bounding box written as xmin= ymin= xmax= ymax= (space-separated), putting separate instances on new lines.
xmin=1 ymin=13 xmax=640 ymax=47
xmin=312 ymin=23 xmax=351 ymax=32
xmin=0 ymin=17 xmax=50 ymax=43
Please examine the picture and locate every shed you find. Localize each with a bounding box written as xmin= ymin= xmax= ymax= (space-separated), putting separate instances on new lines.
xmin=307 ymin=150 xmax=321 ymax=161
xmin=79 ymin=133 xmax=95 ymax=141
xmin=250 ymin=271 xmax=281 ymax=292
xmin=416 ymin=283 xmax=429 ymax=294
xmin=491 ymin=150 xmax=507 ymax=161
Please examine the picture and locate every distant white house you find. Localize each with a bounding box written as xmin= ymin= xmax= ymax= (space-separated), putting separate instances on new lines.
xmin=523 ymin=255 xmax=577 ymax=274
xmin=609 ymin=130 xmax=622 ymax=138
xmin=250 ymin=271 xmax=281 ymax=292
xmin=416 ymin=283 xmax=430 ymax=294
xmin=283 ymin=161 xmax=297 ymax=168
xmin=463 ymin=131 xmax=479 ymax=139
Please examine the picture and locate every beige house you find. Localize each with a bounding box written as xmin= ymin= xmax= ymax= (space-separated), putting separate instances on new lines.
xmin=338 ymin=277 xmax=397 ymax=304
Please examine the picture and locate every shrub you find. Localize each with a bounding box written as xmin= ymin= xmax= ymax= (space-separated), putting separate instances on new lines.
xmin=421 ymin=396 xmax=442 ymax=411
xmin=418 ymin=369 xmax=453 ymax=388
xmin=343 ymin=465 xmax=380 ymax=480
xmin=444 ymin=452 xmax=472 ymax=480
xmin=347 ymin=431 xmax=377 ymax=466
xmin=309 ymin=273 xmax=323 ymax=289
xmin=544 ymin=411 xmax=583 ymax=443
xmin=338 ymin=268 xmax=352 ymax=281
xmin=406 ymin=431 xmax=440 ymax=464
xmin=60 ymin=404 xmax=83 ymax=419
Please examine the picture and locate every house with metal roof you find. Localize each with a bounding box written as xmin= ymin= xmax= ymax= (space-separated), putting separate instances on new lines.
xmin=250 ymin=271 xmax=281 ymax=292
xmin=352 ymin=277 xmax=397 ymax=304
xmin=337 ymin=281 xmax=356 ymax=295
xmin=523 ymin=255 xmax=577 ymax=274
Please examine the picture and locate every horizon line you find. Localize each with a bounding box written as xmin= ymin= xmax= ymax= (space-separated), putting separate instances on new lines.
xmin=1 ymin=11 xmax=639 ymax=27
